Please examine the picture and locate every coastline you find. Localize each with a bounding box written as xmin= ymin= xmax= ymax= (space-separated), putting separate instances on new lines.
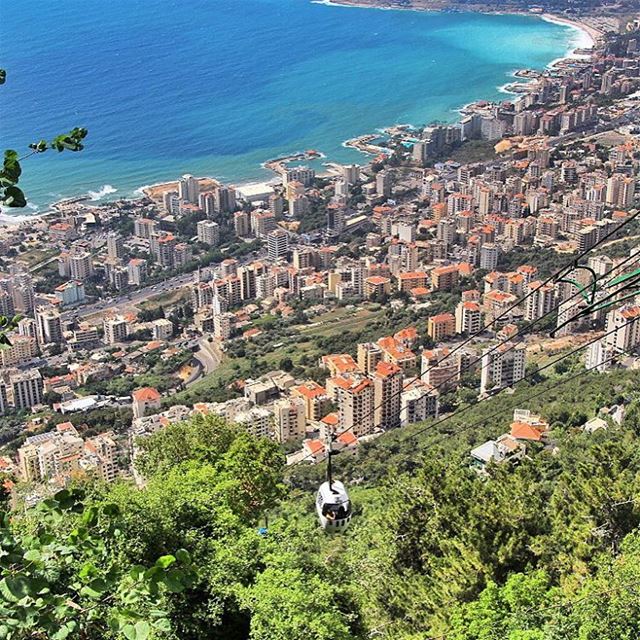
xmin=1 ymin=5 xmax=599 ymax=222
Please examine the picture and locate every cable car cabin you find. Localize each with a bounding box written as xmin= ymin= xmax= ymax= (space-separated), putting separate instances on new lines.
xmin=316 ymin=480 xmax=352 ymax=532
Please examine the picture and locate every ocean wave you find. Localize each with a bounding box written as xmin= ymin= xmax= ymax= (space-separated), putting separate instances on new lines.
xmin=87 ymin=184 xmax=118 ymax=201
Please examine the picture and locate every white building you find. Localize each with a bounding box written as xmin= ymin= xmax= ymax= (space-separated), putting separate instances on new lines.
xmin=273 ymin=397 xmax=306 ymax=442
xmin=480 ymin=342 xmax=526 ymax=395
xmin=197 ymin=220 xmax=220 ymax=246
xmin=235 ymin=406 xmax=273 ymax=439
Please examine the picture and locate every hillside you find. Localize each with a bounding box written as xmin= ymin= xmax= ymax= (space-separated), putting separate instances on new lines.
xmin=2 ymin=367 xmax=640 ymax=639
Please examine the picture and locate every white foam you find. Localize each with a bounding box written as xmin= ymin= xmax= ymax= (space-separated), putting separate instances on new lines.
xmin=87 ymin=184 xmax=117 ymax=201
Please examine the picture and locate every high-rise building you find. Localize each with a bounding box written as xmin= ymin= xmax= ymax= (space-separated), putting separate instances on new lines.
xmin=103 ymin=316 xmax=129 ymax=344
xmin=134 ymin=217 xmax=159 ymax=239
xmin=178 ymin=174 xmax=199 ymax=203
xmin=106 ymin=231 xmax=124 ymax=260
xmin=150 ymin=233 xmax=177 ymax=268
xmin=525 ymin=280 xmax=556 ymax=322
xmin=606 ymin=175 xmax=635 ymax=208
xmin=376 ymin=171 xmax=392 ymax=198
xmin=233 ymin=210 xmax=251 ymax=237
xmin=480 ymin=342 xmax=526 ymax=395
xmin=267 ymin=229 xmax=289 ymax=261
xmin=357 ymin=342 xmax=384 ymax=375
xmin=127 ymin=258 xmax=147 ymax=286
xmin=273 ymin=397 xmax=306 ymax=442
xmin=327 ymin=374 xmax=374 ymax=437
xmin=400 ymin=380 xmax=439 ymax=426
xmin=455 ymin=300 xmax=482 ymax=335
xmin=10 ymin=369 xmax=44 ymax=410
xmin=35 ymin=306 xmax=63 ymax=345
xmin=605 ymin=305 xmax=640 ymax=353
xmin=70 ymin=252 xmax=93 ymax=280
xmin=283 ymin=165 xmax=315 ymax=187
xmin=197 ymin=220 xmax=220 ymax=246
xmin=214 ymin=185 xmax=237 ymax=213
xmin=341 ymin=164 xmax=360 ymax=185
xmin=427 ymin=313 xmax=456 ymax=341
xmin=372 ymin=361 xmax=403 ymax=430
xmin=480 ymin=243 xmax=499 ymax=270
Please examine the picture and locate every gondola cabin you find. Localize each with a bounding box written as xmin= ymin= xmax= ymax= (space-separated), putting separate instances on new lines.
xmin=316 ymin=479 xmax=352 ymax=532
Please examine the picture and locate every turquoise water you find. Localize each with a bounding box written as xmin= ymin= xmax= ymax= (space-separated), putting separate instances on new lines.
xmin=0 ymin=0 xmax=577 ymax=211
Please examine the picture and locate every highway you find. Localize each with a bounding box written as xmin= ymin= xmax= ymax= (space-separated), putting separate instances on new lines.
xmin=60 ymin=270 xmax=205 ymax=322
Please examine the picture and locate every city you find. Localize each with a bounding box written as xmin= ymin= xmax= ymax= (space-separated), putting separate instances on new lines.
xmin=0 ymin=7 xmax=640 ymax=639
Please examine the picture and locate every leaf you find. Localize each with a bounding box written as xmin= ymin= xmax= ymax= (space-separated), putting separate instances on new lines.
xmin=1 ymin=186 xmax=26 ymax=207
xmin=23 ymin=549 xmax=41 ymax=563
xmin=0 ymin=577 xmax=29 ymax=602
xmin=153 ymin=617 xmax=171 ymax=632
xmin=175 ymin=548 xmax=191 ymax=564
xmin=0 ymin=69 xmax=6 ymax=85
xmin=162 ymin=570 xmax=184 ymax=593
xmin=129 ymin=565 xmax=146 ymax=582
xmin=122 ymin=624 xmax=137 ymax=640
xmin=154 ymin=554 xmax=176 ymax=569
xmin=28 ymin=140 xmax=48 ymax=153
xmin=134 ymin=621 xmax=150 ymax=640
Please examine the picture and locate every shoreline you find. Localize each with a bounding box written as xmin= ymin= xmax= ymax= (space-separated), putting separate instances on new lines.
xmin=1 ymin=6 xmax=601 ymax=224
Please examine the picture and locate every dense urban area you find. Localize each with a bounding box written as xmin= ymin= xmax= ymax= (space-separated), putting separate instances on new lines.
xmin=1 ymin=9 xmax=640 ymax=640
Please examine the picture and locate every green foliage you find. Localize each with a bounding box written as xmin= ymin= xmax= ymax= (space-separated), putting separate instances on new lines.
xmin=0 ymin=488 xmax=195 ymax=638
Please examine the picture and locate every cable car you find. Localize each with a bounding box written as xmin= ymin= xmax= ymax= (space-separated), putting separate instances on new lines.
xmin=316 ymin=436 xmax=352 ymax=532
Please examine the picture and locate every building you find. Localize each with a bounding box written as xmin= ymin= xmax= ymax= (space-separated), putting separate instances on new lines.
xmin=525 ymin=280 xmax=556 ymax=322
xmin=151 ymin=233 xmax=177 ymax=268
xmin=283 ymin=165 xmax=315 ymax=187
xmin=455 ymin=300 xmax=482 ymax=335
xmin=400 ymin=380 xmax=439 ymax=426
xmin=0 ymin=335 xmax=38 ymax=368
xmin=134 ymin=218 xmax=159 ymax=239
xmin=54 ymin=280 xmax=85 ymax=307
xmin=235 ymin=406 xmax=273 ymax=439
xmin=357 ymin=342 xmax=384 ymax=375
xmin=372 ymin=361 xmax=403 ymax=430
xmin=132 ymin=387 xmax=162 ymax=419
xmin=480 ymin=342 xmax=526 ymax=395
xmin=364 ymin=276 xmax=391 ymax=299
xmin=103 ymin=316 xmax=129 ymax=344
xmin=35 ymin=306 xmax=63 ymax=345
xmin=10 ymin=369 xmax=44 ymax=411
xmin=106 ymin=232 xmax=124 ymax=260
xmin=427 ymin=313 xmax=456 ymax=341
xmin=196 ymin=220 xmax=220 ymax=246
xmin=152 ymin=318 xmax=173 ymax=340
xmin=267 ymin=229 xmax=289 ymax=262
xmin=70 ymin=251 xmax=93 ymax=280
xmin=431 ymin=265 xmax=459 ymax=292
xmin=213 ymin=312 xmax=233 ymax=340
xmin=605 ymin=305 xmax=640 ymax=353
xmin=480 ymin=244 xmax=499 ymax=271
xmin=291 ymin=381 xmax=332 ymax=421
xmin=273 ymin=397 xmax=306 ymax=442
xmin=128 ymin=258 xmax=147 ymax=286
xmin=178 ymin=174 xmax=199 ymax=203
xmin=606 ymin=175 xmax=635 ymax=208
xmin=327 ymin=374 xmax=374 ymax=437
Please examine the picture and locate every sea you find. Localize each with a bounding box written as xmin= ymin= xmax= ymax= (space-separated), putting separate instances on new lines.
xmin=0 ymin=0 xmax=584 ymax=213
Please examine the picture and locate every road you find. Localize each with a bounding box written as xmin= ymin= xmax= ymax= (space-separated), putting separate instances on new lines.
xmin=192 ymin=337 xmax=221 ymax=377
xmin=61 ymin=270 xmax=203 ymax=322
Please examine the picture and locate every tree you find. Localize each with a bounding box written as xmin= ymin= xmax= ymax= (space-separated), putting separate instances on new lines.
xmin=0 ymin=488 xmax=195 ymax=639
xmin=239 ymin=554 xmax=354 ymax=640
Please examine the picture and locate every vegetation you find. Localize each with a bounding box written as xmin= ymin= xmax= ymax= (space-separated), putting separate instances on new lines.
xmin=3 ymin=368 xmax=640 ymax=638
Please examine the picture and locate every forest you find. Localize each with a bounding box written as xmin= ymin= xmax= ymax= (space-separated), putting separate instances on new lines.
xmin=1 ymin=367 xmax=640 ymax=639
